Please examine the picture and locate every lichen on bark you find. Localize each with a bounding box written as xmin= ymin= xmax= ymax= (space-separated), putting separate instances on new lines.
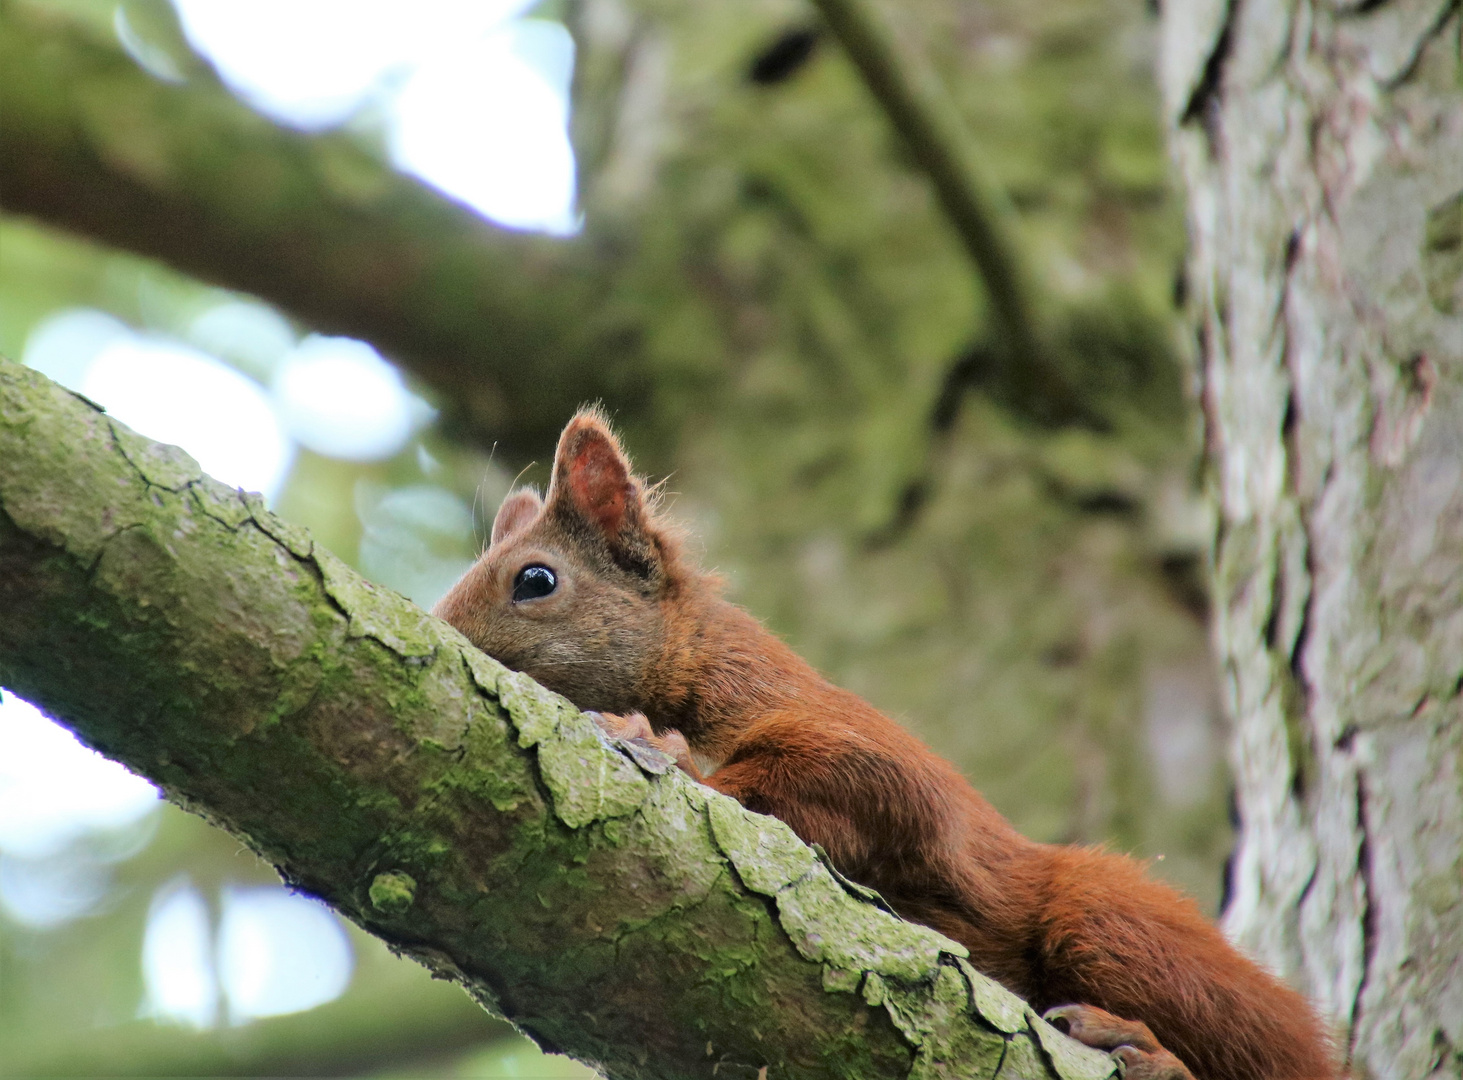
xmin=0 ymin=355 xmax=1109 ymax=1079
xmin=1163 ymin=0 xmax=1463 ymax=1072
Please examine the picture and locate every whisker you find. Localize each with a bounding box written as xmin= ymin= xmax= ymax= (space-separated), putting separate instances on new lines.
xmin=511 ymin=460 xmax=536 ymax=490
xmin=471 ymin=443 xmax=497 ymax=553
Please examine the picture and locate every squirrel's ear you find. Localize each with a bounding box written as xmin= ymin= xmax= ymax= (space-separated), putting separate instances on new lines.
xmin=549 ymin=409 xmax=638 ymax=537
xmin=490 ymin=488 xmax=543 ymax=547
xmin=547 ymin=409 xmax=658 ymax=574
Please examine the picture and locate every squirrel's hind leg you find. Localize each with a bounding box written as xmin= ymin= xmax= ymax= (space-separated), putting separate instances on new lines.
xmin=1043 ymin=1005 xmax=1195 ymax=1080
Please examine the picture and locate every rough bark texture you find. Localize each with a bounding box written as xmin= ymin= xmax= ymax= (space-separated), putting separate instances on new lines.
xmin=1163 ymin=1 xmax=1463 ymax=1076
xmin=0 ymin=355 xmax=1115 ymax=1080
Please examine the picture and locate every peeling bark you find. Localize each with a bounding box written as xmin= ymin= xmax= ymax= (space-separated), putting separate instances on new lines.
xmin=1163 ymin=0 xmax=1463 ymax=1075
xmin=0 ymin=356 xmax=1113 ymax=1080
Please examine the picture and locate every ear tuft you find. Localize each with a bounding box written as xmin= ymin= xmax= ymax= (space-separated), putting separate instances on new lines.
xmin=550 ymin=408 xmax=637 ymax=538
xmin=545 ymin=407 xmax=668 ymax=580
xmin=490 ymin=488 xmax=543 ymax=547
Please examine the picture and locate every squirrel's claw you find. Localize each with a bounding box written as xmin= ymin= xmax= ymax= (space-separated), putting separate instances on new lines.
xmin=590 ymin=712 xmax=701 ymax=780
xmin=1043 ymin=1005 xmax=1194 ymax=1080
xmin=590 ymin=710 xmax=656 ymax=742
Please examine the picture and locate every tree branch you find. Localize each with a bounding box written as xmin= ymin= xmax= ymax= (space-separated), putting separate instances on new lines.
xmin=0 ymin=355 xmax=1111 ymax=1080
xmin=807 ymin=0 xmax=1095 ymax=426
xmin=0 ymin=2 xmax=645 ymax=459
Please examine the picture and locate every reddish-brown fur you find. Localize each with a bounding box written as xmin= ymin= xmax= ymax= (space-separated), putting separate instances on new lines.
xmin=434 ymin=408 xmax=1338 ymax=1080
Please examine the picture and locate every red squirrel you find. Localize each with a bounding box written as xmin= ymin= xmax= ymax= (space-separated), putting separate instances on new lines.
xmin=433 ymin=408 xmax=1337 ymax=1080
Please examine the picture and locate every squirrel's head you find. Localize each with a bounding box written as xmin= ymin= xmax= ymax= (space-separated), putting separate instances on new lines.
xmin=433 ymin=407 xmax=683 ymax=716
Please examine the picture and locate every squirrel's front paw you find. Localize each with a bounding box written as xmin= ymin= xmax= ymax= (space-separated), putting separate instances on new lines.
xmin=590 ymin=710 xmax=656 ymax=742
xmin=1043 ymin=1005 xmax=1193 ymax=1080
xmin=590 ymin=713 xmax=701 ymax=780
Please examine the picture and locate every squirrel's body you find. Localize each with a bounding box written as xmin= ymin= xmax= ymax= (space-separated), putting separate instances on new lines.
xmin=435 ymin=408 xmax=1337 ymax=1080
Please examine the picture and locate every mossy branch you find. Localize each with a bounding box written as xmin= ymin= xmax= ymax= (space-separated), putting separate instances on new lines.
xmin=0 ymin=354 xmax=1112 ymax=1080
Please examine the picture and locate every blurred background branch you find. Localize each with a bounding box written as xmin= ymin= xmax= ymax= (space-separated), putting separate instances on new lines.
xmin=808 ymin=0 xmax=1093 ymax=428
xmin=0 ymin=0 xmax=650 ymax=458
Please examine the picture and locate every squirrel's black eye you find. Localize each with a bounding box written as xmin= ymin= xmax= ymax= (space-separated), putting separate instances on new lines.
xmin=512 ymin=564 xmax=558 ymax=603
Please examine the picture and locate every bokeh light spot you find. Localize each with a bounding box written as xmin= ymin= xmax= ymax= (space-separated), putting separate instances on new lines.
xmin=21 ymin=308 xmax=131 ymax=392
xmin=389 ymin=21 xmax=578 ymax=233
xmin=23 ymin=309 xmax=296 ymax=504
xmin=0 ymin=853 xmax=113 ymax=929
xmin=0 ymin=695 xmax=160 ymax=861
xmin=141 ymin=880 xmax=355 ymax=1029
xmin=82 ymin=336 xmax=295 ymax=501
xmin=218 ymin=886 xmax=354 ymax=1023
xmin=187 ymin=300 xmax=297 ymax=383
xmin=142 ymin=879 xmax=219 ymax=1029
xmin=272 ymin=335 xmax=419 ymax=461
xmin=169 ymin=0 xmax=575 ymax=232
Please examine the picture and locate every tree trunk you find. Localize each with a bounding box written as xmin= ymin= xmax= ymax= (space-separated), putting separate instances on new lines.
xmin=0 ymin=356 xmax=1110 ymax=1080
xmin=1163 ymin=1 xmax=1463 ymax=1076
